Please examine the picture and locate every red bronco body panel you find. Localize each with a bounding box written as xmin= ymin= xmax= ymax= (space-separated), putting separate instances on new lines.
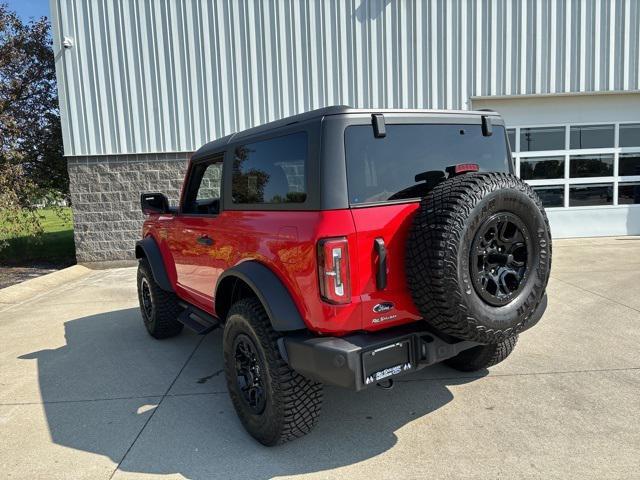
xmin=143 ymin=204 xmax=422 ymax=336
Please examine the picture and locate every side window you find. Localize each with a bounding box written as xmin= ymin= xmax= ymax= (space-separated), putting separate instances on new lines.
xmin=232 ymin=132 xmax=307 ymax=204
xmin=196 ymin=164 xmax=221 ymax=201
xmin=182 ymin=157 xmax=223 ymax=214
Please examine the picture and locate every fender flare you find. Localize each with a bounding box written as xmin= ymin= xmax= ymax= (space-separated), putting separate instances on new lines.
xmin=215 ymin=261 xmax=307 ymax=332
xmin=135 ymin=237 xmax=173 ymax=292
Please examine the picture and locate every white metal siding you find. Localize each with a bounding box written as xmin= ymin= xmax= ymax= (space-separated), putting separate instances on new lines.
xmin=50 ymin=0 xmax=640 ymax=156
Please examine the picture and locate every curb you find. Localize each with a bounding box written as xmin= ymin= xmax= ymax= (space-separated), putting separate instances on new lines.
xmin=0 ymin=265 xmax=92 ymax=306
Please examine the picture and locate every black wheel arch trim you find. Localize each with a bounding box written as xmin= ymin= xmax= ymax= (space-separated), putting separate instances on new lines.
xmin=216 ymin=261 xmax=307 ymax=332
xmin=135 ymin=237 xmax=173 ymax=292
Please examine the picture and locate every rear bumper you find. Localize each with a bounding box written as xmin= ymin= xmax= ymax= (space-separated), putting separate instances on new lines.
xmin=282 ymin=323 xmax=478 ymax=391
xmin=282 ymin=294 xmax=548 ymax=391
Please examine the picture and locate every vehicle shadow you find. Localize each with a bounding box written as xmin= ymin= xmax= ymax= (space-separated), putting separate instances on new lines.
xmin=20 ymin=307 xmax=488 ymax=479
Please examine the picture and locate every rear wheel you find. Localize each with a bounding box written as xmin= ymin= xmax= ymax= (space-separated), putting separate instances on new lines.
xmin=137 ymin=258 xmax=183 ymax=339
xmin=223 ymin=298 xmax=323 ymax=446
xmin=445 ymin=336 xmax=518 ymax=372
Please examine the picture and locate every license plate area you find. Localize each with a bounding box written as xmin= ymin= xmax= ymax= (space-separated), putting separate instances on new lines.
xmin=363 ymin=339 xmax=412 ymax=385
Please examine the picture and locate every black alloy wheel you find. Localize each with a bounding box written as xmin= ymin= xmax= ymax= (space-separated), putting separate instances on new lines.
xmin=470 ymin=212 xmax=530 ymax=307
xmin=233 ymin=334 xmax=266 ymax=415
xmin=140 ymin=277 xmax=154 ymax=322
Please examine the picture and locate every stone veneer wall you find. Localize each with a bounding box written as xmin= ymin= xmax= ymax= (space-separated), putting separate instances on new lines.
xmin=67 ymin=153 xmax=190 ymax=262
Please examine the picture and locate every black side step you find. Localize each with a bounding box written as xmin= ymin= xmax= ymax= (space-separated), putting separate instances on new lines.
xmin=177 ymin=303 xmax=220 ymax=335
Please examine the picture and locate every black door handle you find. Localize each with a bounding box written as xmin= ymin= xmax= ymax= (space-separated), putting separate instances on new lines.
xmin=374 ymin=237 xmax=387 ymax=290
xmin=197 ymin=235 xmax=214 ymax=246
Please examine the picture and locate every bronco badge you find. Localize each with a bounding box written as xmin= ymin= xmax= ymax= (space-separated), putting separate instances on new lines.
xmin=373 ymin=302 xmax=394 ymax=313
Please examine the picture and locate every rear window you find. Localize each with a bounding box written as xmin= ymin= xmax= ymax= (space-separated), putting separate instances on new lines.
xmin=232 ymin=132 xmax=307 ymax=204
xmin=345 ymin=124 xmax=510 ymax=205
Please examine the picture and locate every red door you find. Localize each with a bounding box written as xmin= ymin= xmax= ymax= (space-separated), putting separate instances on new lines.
xmin=168 ymin=156 xmax=224 ymax=309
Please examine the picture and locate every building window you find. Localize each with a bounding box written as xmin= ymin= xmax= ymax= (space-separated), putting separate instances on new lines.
xmin=619 ymin=183 xmax=640 ymax=204
xmin=569 ymin=124 xmax=614 ymax=149
xmin=520 ymin=156 xmax=564 ymax=180
xmin=232 ymin=132 xmax=308 ymax=204
xmin=619 ymin=124 xmax=640 ymax=147
xmin=512 ymin=122 xmax=640 ymax=210
xmin=569 ymin=154 xmax=614 ymax=178
xmin=533 ymin=185 xmax=564 ymax=208
xmin=619 ymin=153 xmax=640 ymax=176
xmin=519 ymin=126 xmax=565 ymax=152
xmin=569 ymin=184 xmax=613 ymax=207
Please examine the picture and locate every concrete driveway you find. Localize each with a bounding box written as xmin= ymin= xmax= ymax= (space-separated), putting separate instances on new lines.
xmin=1 ymin=238 xmax=639 ymax=479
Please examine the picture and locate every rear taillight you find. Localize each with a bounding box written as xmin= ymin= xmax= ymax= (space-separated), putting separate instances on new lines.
xmin=318 ymin=237 xmax=351 ymax=304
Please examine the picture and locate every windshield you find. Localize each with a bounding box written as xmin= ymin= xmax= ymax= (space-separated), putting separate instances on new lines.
xmin=345 ymin=123 xmax=511 ymax=205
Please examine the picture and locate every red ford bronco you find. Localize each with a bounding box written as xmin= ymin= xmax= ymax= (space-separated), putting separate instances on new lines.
xmin=136 ymin=107 xmax=551 ymax=445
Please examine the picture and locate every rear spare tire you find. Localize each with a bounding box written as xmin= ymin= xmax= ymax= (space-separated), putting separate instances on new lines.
xmin=406 ymin=172 xmax=551 ymax=344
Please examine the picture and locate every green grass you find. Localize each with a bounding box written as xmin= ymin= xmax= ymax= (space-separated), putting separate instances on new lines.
xmin=0 ymin=208 xmax=75 ymax=266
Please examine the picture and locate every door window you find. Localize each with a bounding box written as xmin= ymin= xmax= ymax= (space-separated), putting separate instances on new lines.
xmin=182 ymin=157 xmax=223 ymax=215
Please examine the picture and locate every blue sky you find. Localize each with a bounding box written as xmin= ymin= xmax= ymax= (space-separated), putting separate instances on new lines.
xmin=4 ymin=0 xmax=50 ymax=21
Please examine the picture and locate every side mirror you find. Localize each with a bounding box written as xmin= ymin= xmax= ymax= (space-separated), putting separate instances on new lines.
xmin=140 ymin=192 xmax=170 ymax=215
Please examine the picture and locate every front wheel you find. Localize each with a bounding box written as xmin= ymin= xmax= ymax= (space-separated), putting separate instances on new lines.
xmin=223 ymin=298 xmax=323 ymax=446
xmin=137 ymin=258 xmax=183 ymax=339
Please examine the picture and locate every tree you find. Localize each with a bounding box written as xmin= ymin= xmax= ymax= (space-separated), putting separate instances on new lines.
xmin=0 ymin=3 xmax=66 ymax=196
xmin=0 ymin=3 xmax=66 ymax=244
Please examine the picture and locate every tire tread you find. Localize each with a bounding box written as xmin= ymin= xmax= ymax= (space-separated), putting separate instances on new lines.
xmin=225 ymin=298 xmax=323 ymax=445
xmin=137 ymin=258 xmax=183 ymax=339
xmin=406 ymin=172 xmax=551 ymax=343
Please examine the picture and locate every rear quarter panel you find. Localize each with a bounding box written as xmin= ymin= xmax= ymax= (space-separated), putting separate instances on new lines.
xmin=350 ymin=203 xmax=422 ymax=331
xmin=209 ymin=210 xmax=362 ymax=335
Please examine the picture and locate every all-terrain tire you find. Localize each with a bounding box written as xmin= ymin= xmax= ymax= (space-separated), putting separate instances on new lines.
xmin=223 ymin=298 xmax=323 ymax=446
xmin=406 ymin=172 xmax=551 ymax=344
xmin=137 ymin=258 xmax=184 ymax=339
xmin=445 ymin=335 xmax=518 ymax=372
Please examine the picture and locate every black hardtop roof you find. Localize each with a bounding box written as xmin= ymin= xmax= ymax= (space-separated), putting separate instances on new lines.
xmin=191 ymin=106 xmax=501 ymax=161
